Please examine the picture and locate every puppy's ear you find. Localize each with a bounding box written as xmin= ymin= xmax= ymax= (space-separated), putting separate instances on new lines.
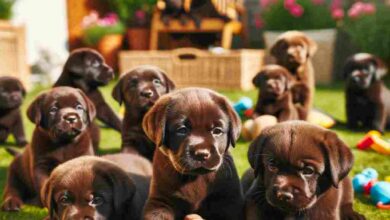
xmin=252 ymin=71 xmax=267 ymax=88
xmin=213 ymin=95 xmax=241 ymax=150
xmin=270 ymin=39 xmax=288 ymax=58
xmin=112 ymin=77 xmax=124 ymax=106
xmin=16 ymin=79 xmax=26 ymax=97
xmin=142 ymin=95 xmax=171 ymax=147
xmin=248 ymin=135 xmax=267 ymax=178
xmin=322 ymin=131 xmax=354 ymax=188
xmin=370 ymin=56 xmax=388 ymax=80
xmin=41 ymin=179 xmax=57 ymax=219
xmin=303 ymin=36 xmax=318 ymax=57
xmin=342 ymin=57 xmax=354 ymax=79
xmin=161 ymin=71 xmax=176 ymax=93
xmin=27 ymin=92 xmax=46 ymax=125
xmin=77 ymin=89 xmax=96 ymax=123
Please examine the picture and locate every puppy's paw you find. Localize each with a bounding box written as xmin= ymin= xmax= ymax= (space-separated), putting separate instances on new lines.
xmin=184 ymin=214 xmax=204 ymax=220
xmin=1 ymin=196 xmax=23 ymax=212
xmin=342 ymin=210 xmax=366 ymax=220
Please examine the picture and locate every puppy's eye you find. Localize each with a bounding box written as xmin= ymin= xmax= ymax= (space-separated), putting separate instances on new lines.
xmin=153 ymin=79 xmax=161 ymax=86
xmin=212 ymin=127 xmax=224 ymax=136
xmin=302 ymin=166 xmax=315 ymax=176
xmin=267 ymin=160 xmax=278 ymax=172
xmin=129 ymin=79 xmax=138 ymax=87
xmin=50 ymin=106 xmax=58 ymax=114
xmin=176 ymin=126 xmax=188 ymax=135
xmin=90 ymin=196 xmax=104 ymax=206
xmin=76 ymin=104 xmax=84 ymax=111
xmin=59 ymin=195 xmax=71 ymax=206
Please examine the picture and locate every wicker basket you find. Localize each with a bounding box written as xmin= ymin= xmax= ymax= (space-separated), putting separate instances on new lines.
xmin=119 ymin=48 xmax=264 ymax=91
xmin=0 ymin=21 xmax=29 ymax=88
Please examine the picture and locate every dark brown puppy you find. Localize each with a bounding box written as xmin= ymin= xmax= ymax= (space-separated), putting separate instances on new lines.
xmin=245 ymin=121 xmax=365 ymax=220
xmin=41 ymin=156 xmax=151 ymax=220
xmin=252 ymin=65 xmax=301 ymax=122
xmin=0 ymin=76 xmax=27 ymax=146
xmin=271 ymin=31 xmax=317 ymax=120
xmin=1 ymin=87 xmax=96 ymax=211
xmin=54 ymin=48 xmax=120 ymax=149
xmin=142 ymin=88 xmax=244 ymax=220
xmin=344 ymin=53 xmax=389 ymax=133
xmin=112 ymin=65 xmax=175 ymax=160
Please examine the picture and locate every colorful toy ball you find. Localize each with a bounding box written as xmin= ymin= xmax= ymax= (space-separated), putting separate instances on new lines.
xmin=353 ymin=168 xmax=378 ymax=193
xmin=233 ymin=97 xmax=253 ymax=114
xmin=371 ymin=182 xmax=390 ymax=208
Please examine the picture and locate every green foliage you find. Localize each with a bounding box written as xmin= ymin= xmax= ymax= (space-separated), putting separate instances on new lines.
xmin=344 ymin=5 xmax=390 ymax=63
xmin=262 ymin=0 xmax=336 ymax=31
xmin=104 ymin=0 xmax=157 ymax=26
xmin=82 ymin=22 xmax=125 ymax=46
xmin=0 ymin=0 xmax=15 ymax=19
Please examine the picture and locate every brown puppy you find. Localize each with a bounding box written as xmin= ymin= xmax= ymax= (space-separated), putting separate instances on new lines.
xmin=252 ymin=65 xmax=301 ymax=122
xmin=112 ymin=65 xmax=175 ymax=160
xmin=1 ymin=87 xmax=96 ymax=211
xmin=142 ymin=88 xmax=244 ymax=220
xmin=0 ymin=76 xmax=27 ymax=146
xmin=344 ymin=53 xmax=389 ymax=133
xmin=271 ymin=31 xmax=317 ymax=120
xmin=41 ymin=156 xmax=151 ymax=220
xmin=245 ymin=121 xmax=365 ymax=220
xmin=54 ymin=48 xmax=120 ymax=149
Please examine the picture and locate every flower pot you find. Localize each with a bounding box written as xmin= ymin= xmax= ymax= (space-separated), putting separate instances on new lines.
xmin=127 ymin=28 xmax=150 ymax=50
xmin=264 ymin=29 xmax=337 ymax=84
xmin=97 ymin=34 xmax=124 ymax=70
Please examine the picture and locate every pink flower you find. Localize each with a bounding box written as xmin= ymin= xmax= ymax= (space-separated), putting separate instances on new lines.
xmin=284 ymin=0 xmax=296 ymax=9
xmin=259 ymin=0 xmax=278 ymax=8
xmin=332 ymin=8 xmax=344 ymax=20
xmin=82 ymin=11 xmax=99 ymax=28
xmin=135 ymin=10 xmax=146 ymax=21
xmin=348 ymin=2 xmax=377 ymax=19
xmin=289 ymin=4 xmax=304 ymax=17
xmin=330 ymin=0 xmax=342 ymax=11
xmin=254 ymin=14 xmax=264 ymax=28
xmin=363 ymin=3 xmax=376 ymax=14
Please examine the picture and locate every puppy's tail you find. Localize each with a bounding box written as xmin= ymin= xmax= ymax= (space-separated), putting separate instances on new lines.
xmin=5 ymin=147 xmax=21 ymax=157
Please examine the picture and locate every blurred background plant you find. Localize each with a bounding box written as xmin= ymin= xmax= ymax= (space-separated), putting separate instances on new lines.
xmin=0 ymin=0 xmax=15 ymax=19
xmin=259 ymin=0 xmax=337 ymax=30
xmin=104 ymin=0 xmax=157 ymax=27
xmin=81 ymin=11 xmax=125 ymax=46
xmin=342 ymin=1 xmax=390 ymax=63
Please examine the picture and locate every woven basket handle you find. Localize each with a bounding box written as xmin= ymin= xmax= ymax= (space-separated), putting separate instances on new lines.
xmin=172 ymin=48 xmax=207 ymax=64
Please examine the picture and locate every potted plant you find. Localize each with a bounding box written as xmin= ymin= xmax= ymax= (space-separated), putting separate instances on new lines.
xmin=259 ymin=0 xmax=341 ymax=84
xmin=82 ymin=11 xmax=125 ymax=69
xmin=105 ymin=0 xmax=157 ymax=50
xmin=343 ymin=1 xmax=390 ymax=66
xmin=0 ymin=0 xmax=15 ymax=20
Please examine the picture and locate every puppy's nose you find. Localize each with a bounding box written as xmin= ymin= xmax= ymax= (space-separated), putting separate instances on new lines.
xmin=64 ymin=114 xmax=78 ymax=124
xmin=83 ymin=216 xmax=93 ymax=220
xmin=192 ymin=149 xmax=211 ymax=162
xmin=140 ymin=90 xmax=154 ymax=98
xmin=276 ymin=191 xmax=293 ymax=202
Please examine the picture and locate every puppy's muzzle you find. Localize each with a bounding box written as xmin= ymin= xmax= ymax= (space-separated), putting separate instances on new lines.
xmin=273 ymin=185 xmax=294 ymax=202
xmin=190 ymin=148 xmax=211 ymax=162
xmin=140 ymin=89 xmax=154 ymax=99
xmin=64 ymin=114 xmax=79 ymax=124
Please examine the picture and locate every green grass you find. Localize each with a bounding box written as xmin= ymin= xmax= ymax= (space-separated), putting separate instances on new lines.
xmin=1 ymin=82 xmax=390 ymax=219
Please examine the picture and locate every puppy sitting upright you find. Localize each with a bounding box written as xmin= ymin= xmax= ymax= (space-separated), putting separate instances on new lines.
xmin=54 ymin=48 xmax=120 ymax=149
xmin=252 ymin=65 xmax=302 ymax=122
xmin=142 ymin=88 xmax=244 ymax=220
xmin=1 ymin=87 xmax=96 ymax=211
xmin=245 ymin=121 xmax=365 ymax=220
xmin=112 ymin=65 xmax=175 ymax=160
xmin=41 ymin=155 xmax=151 ymax=220
xmin=344 ymin=53 xmax=389 ymax=133
xmin=0 ymin=76 xmax=27 ymax=146
xmin=271 ymin=31 xmax=317 ymax=120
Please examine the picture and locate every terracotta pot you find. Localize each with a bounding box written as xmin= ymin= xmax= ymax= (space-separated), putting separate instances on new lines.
xmin=264 ymin=29 xmax=337 ymax=84
xmin=97 ymin=34 xmax=124 ymax=70
xmin=127 ymin=28 xmax=150 ymax=50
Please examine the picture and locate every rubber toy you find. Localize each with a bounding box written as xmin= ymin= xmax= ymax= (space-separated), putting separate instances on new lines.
xmin=241 ymin=115 xmax=277 ymax=141
xmin=233 ymin=97 xmax=253 ymax=117
xmin=356 ymin=130 xmax=390 ymax=155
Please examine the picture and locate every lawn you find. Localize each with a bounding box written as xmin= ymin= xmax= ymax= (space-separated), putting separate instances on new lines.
xmin=1 ymin=82 xmax=390 ymax=219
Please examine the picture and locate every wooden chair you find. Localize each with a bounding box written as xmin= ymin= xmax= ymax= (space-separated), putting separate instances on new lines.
xmin=149 ymin=1 xmax=245 ymax=50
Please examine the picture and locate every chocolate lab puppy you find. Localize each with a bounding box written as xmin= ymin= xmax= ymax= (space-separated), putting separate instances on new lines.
xmin=54 ymin=48 xmax=121 ymax=149
xmin=271 ymin=31 xmax=317 ymax=120
xmin=142 ymin=88 xmax=244 ymax=220
xmin=1 ymin=87 xmax=96 ymax=211
xmin=252 ymin=65 xmax=302 ymax=122
xmin=344 ymin=53 xmax=389 ymax=133
xmin=41 ymin=156 xmax=151 ymax=220
xmin=0 ymin=76 xmax=27 ymax=146
xmin=245 ymin=121 xmax=365 ymax=220
xmin=112 ymin=65 xmax=175 ymax=160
